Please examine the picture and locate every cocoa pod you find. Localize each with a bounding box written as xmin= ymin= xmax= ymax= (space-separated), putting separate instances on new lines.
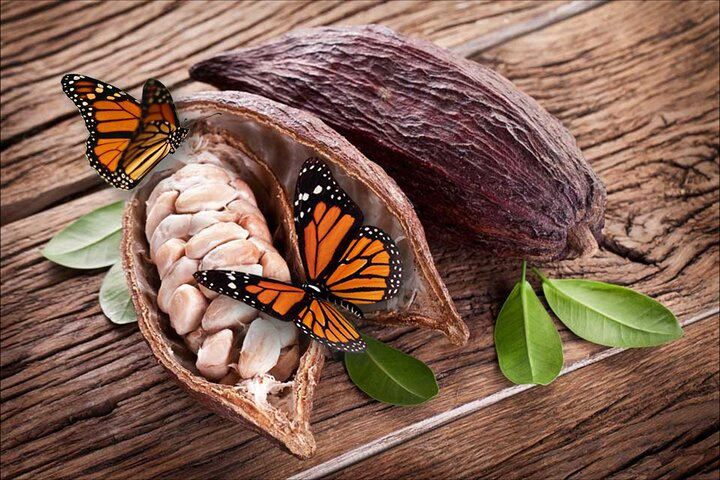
xmin=122 ymin=91 xmax=471 ymax=458
xmin=190 ymin=25 xmax=606 ymax=259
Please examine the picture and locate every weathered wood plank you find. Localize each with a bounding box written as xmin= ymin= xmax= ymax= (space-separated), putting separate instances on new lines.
xmin=451 ymin=0 xmax=606 ymax=57
xmin=0 ymin=0 xmax=557 ymax=139
xmin=1 ymin=1 xmax=718 ymax=478
xmin=332 ymin=316 xmax=720 ymax=480
xmin=1 ymin=1 xmax=145 ymax=62
xmin=0 ymin=194 xmax=603 ymax=479
xmin=0 ymin=0 xmax=62 ymax=23
xmin=0 ymin=0 xmax=567 ymax=224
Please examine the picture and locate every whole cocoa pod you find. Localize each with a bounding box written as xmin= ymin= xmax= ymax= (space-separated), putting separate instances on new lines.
xmin=190 ymin=25 xmax=606 ymax=259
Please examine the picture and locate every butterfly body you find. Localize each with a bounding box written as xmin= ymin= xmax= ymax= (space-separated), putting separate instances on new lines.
xmin=61 ymin=74 xmax=187 ymax=190
xmin=196 ymin=158 xmax=403 ymax=353
xmin=301 ymin=281 xmax=364 ymax=319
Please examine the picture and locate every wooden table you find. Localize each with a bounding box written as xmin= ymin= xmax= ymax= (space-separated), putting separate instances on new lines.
xmin=2 ymin=1 xmax=718 ymax=478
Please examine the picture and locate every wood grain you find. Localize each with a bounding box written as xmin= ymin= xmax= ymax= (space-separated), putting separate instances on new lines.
xmin=0 ymin=0 xmax=560 ymax=224
xmin=1 ymin=0 xmax=718 ymax=479
xmin=0 ymin=192 xmax=608 ymax=480
xmin=334 ymin=316 xmax=720 ymax=480
xmin=0 ymin=0 xmax=60 ymax=22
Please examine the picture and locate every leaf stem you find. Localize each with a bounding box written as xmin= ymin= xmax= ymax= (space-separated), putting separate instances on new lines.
xmin=521 ymin=260 xmax=527 ymax=283
xmin=531 ymin=266 xmax=550 ymax=283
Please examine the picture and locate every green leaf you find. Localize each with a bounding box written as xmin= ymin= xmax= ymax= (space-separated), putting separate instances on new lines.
xmin=99 ymin=262 xmax=137 ymax=324
xmin=494 ymin=262 xmax=563 ymax=385
xmin=42 ymin=201 xmax=124 ymax=269
xmin=344 ymin=334 xmax=438 ymax=406
xmin=533 ymin=268 xmax=682 ymax=347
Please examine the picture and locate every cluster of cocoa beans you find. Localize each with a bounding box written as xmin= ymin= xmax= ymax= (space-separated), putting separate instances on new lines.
xmin=144 ymin=153 xmax=300 ymax=385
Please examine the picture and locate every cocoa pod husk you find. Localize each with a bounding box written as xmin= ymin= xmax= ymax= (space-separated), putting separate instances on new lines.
xmin=122 ymin=91 xmax=470 ymax=458
xmin=190 ymin=24 xmax=606 ymax=260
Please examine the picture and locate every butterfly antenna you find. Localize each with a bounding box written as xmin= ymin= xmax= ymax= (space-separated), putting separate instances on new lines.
xmin=184 ymin=112 xmax=222 ymax=127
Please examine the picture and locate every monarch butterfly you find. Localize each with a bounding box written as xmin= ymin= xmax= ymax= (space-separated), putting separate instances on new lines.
xmin=61 ymin=74 xmax=188 ymax=190
xmin=195 ymin=158 xmax=403 ymax=352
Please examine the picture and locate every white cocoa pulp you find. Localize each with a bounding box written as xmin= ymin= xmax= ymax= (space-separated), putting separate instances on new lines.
xmin=145 ymin=155 xmax=301 ymax=402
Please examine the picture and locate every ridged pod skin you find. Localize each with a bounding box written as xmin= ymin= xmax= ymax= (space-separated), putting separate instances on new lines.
xmin=190 ymin=25 xmax=606 ymax=259
xmin=122 ymin=92 xmax=469 ymax=458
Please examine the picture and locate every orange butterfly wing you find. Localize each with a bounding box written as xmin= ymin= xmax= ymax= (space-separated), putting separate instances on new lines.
xmin=120 ymin=121 xmax=175 ymax=181
xmin=120 ymin=80 xmax=188 ymax=182
xmin=325 ymin=226 xmax=403 ymax=305
xmin=62 ymin=74 xmax=142 ymax=188
xmin=195 ymin=270 xmax=307 ymax=318
xmin=140 ymin=78 xmax=181 ymax=127
xmin=194 ymin=270 xmax=365 ymax=352
xmin=295 ymin=158 xmax=363 ymax=282
xmin=296 ymin=298 xmax=364 ymax=352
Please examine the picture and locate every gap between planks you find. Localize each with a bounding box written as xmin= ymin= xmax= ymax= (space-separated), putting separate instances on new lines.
xmin=290 ymin=306 xmax=720 ymax=480
xmin=450 ymin=0 xmax=607 ymax=58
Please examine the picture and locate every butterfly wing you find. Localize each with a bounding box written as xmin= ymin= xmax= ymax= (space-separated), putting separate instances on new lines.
xmin=119 ymin=121 xmax=176 ymax=183
xmin=295 ymin=157 xmax=363 ymax=283
xmin=297 ymin=297 xmax=365 ymax=352
xmin=325 ymin=225 xmax=403 ymax=305
xmin=194 ymin=270 xmax=365 ymax=352
xmin=61 ymin=74 xmax=143 ymax=189
xmin=141 ymin=78 xmax=182 ymax=129
xmin=117 ymin=79 xmax=188 ymax=187
xmin=294 ymin=158 xmax=403 ymax=306
xmin=195 ymin=270 xmax=307 ymax=320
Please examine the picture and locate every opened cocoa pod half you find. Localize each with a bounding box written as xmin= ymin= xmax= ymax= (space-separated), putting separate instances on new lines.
xmin=190 ymin=24 xmax=606 ymax=260
xmin=122 ymin=91 xmax=470 ymax=458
